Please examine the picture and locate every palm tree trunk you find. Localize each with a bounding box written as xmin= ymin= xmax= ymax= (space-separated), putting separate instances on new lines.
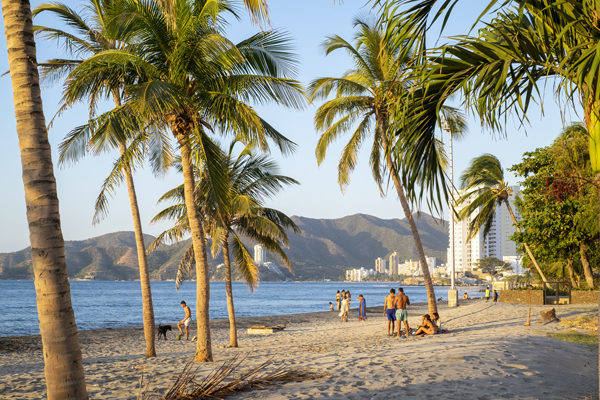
xmin=176 ymin=134 xmax=213 ymax=362
xmin=112 ymin=92 xmax=156 ymax=358
xmin=504 ymin=202 xmax=548 ymax=283
xmin=2 ymin=0 xmax=88 ymax=398
xmin=222 ymin=234 xmax=238 ymax=347
xmin=566 ymin=259 xmax=578 ymax=289
xmin=580 ymin=243 xmax=595 ymax=289
xmin=380 ymin=124 xmax=437 ymax=315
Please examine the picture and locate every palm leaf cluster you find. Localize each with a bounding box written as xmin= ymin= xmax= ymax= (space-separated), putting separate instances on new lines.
xmin=149 ymin=143 xmax=300 ymax=291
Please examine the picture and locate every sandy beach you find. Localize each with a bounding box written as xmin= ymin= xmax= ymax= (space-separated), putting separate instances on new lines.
xmin=1 ymin=298 xmax=597 ymax=399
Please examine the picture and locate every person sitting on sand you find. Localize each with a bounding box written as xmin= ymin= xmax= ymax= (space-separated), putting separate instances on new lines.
xmin=395 ymin=287 xmax=410 ymax=338
xmin=329 ymin=302 xmax=334 ymax=311
xmin=339 ymin=294 xmax=349 ymax=322
xmin=358 ymin=295 xmax=367 ymax=321
xmin=383 ymin=289 xmax=397 ymax=336
xmin=431 ymin=312 xmax=441 ymax=332
xmin=414 ymin=314 xmax=437 ymax=335
xmin=462 ymin=292 xmax=469 ymax=299
xmin=178 ymin=300 xmax=192 ymax=340
xmin=336 ymin=290 xmax=341 ymax=311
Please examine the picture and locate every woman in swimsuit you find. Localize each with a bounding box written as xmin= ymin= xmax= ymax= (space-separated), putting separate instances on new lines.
xmin=414 ymin=314 xmax=437 ymax=335
xmin=357 ymin=295 xmax=367 ymax=321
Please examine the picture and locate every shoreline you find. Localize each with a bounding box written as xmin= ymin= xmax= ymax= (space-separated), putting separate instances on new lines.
xmin=1 ymin=300 xmax=597 ymax=399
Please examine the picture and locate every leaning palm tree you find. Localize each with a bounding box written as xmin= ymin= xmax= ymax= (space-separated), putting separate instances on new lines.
xmin=33 ymin=0 xmax=169 ymax=358
xmin=63 ymin=0 xmax=305 ymax=361
xmin=150 ymin=142 xmax=300 ymax=347
xmin=456 ymin=154 xmax=548 ymax=283
xmin=2 ymin=0 xmax=88 ymax=397
xmin=309 ymin=17 xmax=466 ymax=315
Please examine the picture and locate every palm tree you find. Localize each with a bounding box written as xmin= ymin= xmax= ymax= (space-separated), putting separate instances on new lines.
xmin=456 ymin=154 xmax=548 ymax=283
xmin=150 ymin=142 xmax=300 ymax=347
xmin=33 ymin=0 xmax=167 ymax=358
xmin=63 ymin=0 xmax=304 ymax=361
xmin=1 ymin=0 xmax=88 ymax=397
xmin=308 ymin=17 xmax=466 ymax=315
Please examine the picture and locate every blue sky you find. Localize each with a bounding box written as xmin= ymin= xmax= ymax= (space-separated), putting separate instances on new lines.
xmin=0 ymin=0 xmax=580 ymax=252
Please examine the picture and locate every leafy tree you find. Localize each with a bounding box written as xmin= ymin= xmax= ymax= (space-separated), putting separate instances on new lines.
xmin=33 ymin=0 xmax=167 ymax=358
xmin=150 ymin=142 xmax=299 ymax=347
xmin=456 ymin=154 xmax=548 ymax=282
xmin=511 ymin=124 xmax=599 ymax=288
xmin=473 ymin=257 xmax=513 ymax=277
xmin=2 ymin=0 xmax=88 ymax=396
xmin=308 ymin=16 xmax=466 ymax=315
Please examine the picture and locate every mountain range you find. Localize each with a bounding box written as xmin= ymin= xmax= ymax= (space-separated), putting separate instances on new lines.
xmin=0 ymin=213 xmax=449 ymax=281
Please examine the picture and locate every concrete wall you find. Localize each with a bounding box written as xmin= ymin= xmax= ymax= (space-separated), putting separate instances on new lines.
xmin=498 ymin=290 xmax=544 ymax=305
xmin=571 ymin=291 xmax=599 ymax=304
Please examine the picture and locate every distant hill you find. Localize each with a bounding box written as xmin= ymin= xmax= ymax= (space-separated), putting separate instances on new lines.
xmin=0 ymin=213 xmax=448 ymax=281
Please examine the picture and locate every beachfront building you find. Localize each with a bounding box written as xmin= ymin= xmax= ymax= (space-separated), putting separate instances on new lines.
xmin=254 ymin=244 xmax=267 ymax=264
xmin=388 ymin=252 xmax=399 ymax=275
xmin=448 ymin=185 xmax=521 ymax=272
xmin=346 ymin=268 xmax=376 ymax=282
xmin=375 ymin=257 xmax=387 ymax=274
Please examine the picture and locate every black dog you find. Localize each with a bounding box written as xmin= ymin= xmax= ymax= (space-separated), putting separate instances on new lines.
xmin=157 ymin=324 xmax=172 ymax=340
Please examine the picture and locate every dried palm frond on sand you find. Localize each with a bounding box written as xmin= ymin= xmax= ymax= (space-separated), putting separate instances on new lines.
xmin=138 ymin=354 xmax=327 ymax=399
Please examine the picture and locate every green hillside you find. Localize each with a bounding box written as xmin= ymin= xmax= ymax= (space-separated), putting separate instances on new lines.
xmin=0 ymin=214 xmax=448 ymax=281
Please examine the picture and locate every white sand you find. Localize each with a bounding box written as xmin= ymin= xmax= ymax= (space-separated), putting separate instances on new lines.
xmin=0 ymin=299 xmax=597 ymax=399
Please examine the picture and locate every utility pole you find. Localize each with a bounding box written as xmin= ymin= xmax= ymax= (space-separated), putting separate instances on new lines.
xmin=442 ymin=118 xmax=458 ymax=307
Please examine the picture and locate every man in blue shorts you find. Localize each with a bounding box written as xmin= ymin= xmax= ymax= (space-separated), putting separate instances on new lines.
xmin=383 ymin=288 xmax=397 ymax=336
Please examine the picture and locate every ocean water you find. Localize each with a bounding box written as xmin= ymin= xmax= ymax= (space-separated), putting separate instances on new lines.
xmin=0 ymin=281 xmax=483 ymax=337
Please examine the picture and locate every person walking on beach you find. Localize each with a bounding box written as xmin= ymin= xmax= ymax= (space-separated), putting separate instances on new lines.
xmin=178 ymin=300 xmax=192 ymax=340
xmin=485 ymin=286 xmax=490 ymax=302
xmin=357 ymin=295 xmax=367 ymax=321
xmin=493 ymin=290 xmax=499 ymax=303
xmin=383 ymin=289 xmax=396 ymax=336
xmin=395 ymin=287 xmax=410 ymax=337
xmin=336 ymin=290 xmax=341 ymax=311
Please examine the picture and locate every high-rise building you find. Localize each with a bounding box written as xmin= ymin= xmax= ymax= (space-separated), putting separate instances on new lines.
xmin=388 ymin=252 xmax=399 ymax=275
xmin=448 ymin=185 xmax=521 ymax=272
xmin=254 ymin=244 xmax=266 ymax=264
xmin=375 ymin=257 xmax=387 ymax=274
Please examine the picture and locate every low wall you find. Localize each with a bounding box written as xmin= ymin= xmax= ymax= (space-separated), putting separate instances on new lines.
xmin=571 ymin=291 xmax=599 ymax=304
xmin=499 ymin=290 xmax=545 ymax=305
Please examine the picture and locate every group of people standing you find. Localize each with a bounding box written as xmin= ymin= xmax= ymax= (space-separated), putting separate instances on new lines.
xmin=335 ymin=290 xmax=367 ymax=322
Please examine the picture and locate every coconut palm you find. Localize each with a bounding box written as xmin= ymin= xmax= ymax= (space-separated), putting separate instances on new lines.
xmin=2 ymin=0 xmax=88 ymax=397
xmin=456 ymin=154 xmax=548 ymax=283
xmin=309 ymin=17 xmax=466 ymax=315
xmin=63 ymin=0 xmax=304 ymax=361
xmin=33 ymin=0 xmax=169 ymax=358
xmin=150 ymin=142 xmax=300 ymax=347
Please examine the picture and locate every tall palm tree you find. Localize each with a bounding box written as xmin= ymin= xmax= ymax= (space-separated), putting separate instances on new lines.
xmin=150 ymin=142 xmax=300 ymax=347
xmin=309 ymin=17 xmax=466 ymax=315
xmin=1 ymin=0 xmax=88 ymax=397
xmin=33 ymin=0 xmax=168 ymax=358
xmin=456 ymin=154 xmax=548 ymax=283
xmin=63 ymin=0 xmax=305 ymax=361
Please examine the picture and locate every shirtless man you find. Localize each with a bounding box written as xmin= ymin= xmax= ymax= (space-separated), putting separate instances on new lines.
xmin=395 ymin=287 xmax=410 ymax=337
xmin=383 ymin=289 xmax=396 ymax=336
xmin=178 ymin=300 xmax=192 ymax=340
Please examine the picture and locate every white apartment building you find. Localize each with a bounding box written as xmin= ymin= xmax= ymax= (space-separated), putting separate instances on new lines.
xmin=375 ymin=257 xmax=387 ymax=274
xmin=388 ymin=252 xmax=399 ymax=275
xmin=346 ymin=268 xmax=376 ymax=281
xmin=448 ymin=185 xmax=521 ymax=272
xmin=254 ymin=244 xmax=267 ymax=264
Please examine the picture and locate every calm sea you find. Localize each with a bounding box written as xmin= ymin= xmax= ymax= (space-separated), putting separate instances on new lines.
xmin=0 ymin=281 xmax=484 ymax=337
